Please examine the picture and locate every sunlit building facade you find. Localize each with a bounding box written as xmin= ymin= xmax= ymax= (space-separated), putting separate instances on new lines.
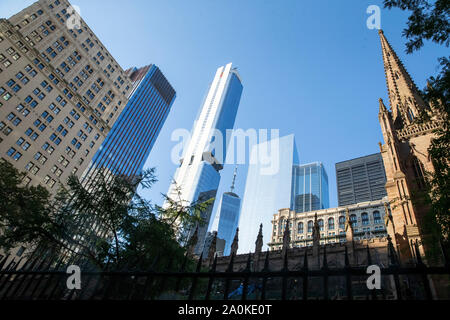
xmin=237 ymin=134 xmax=299 ymax=254
xmin=81 ymin=65 xmax=175 ymax=183
xmin=165 ymin=63 xmax=243 ymax=255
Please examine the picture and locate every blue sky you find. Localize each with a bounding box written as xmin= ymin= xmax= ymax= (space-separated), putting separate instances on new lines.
xmin=2 ymin=1 xmax=447 ymax=227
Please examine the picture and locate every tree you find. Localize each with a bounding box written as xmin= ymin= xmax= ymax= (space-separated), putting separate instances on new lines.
xmin=0 ymin=161 xmax=205 ymax=271
xmin=383 ymin=0 xmax=449 ymax=54
xmin=157 ymin=180 xmax=215 ymax=247
xmin=384 ymin=1 xmax=450 ymax=252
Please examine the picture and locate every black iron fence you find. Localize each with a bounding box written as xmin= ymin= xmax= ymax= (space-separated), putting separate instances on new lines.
xmin=0 ymin=239 xmax=449 ymax=300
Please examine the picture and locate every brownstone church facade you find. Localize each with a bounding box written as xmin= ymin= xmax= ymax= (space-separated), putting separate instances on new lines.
xmin=377 ymin=30 xmax=445 ymax=262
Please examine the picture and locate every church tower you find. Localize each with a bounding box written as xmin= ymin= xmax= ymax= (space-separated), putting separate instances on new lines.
xmin=377 ymin=30 xmax=445 ymax=262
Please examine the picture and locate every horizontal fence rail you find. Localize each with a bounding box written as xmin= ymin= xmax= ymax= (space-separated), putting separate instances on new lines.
xmin=0 ymin=240 xmax=449 ymax=301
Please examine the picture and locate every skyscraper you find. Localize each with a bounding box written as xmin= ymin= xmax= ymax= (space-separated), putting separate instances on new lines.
xmin=216 ymin=167 xmax=241 ymax=256
xmin=335 ymin=153 xmax=387 ymax=206
xmin=291 ymin=162 xmax=329 ymax=213
xmin=237 ymin=134 xmax=299 ymax=254
xmin=0 ymin=0 xmax=132 ymax=193
xmin=81 ymin=65 xmax=175 ymax=182
xmin=166 ymin=63 xmax=243 ymax=255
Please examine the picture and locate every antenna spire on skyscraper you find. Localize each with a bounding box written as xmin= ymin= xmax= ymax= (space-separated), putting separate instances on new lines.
xmin=230 ymin=166 xmax=238 ymax=193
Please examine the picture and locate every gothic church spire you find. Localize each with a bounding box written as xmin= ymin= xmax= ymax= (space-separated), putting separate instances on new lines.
xmin=378 ymin=30 xmax=429 ymax=127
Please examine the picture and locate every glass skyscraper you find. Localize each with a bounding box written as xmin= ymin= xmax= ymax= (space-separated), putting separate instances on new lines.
xmin=216 ymin=168 xmax=241 ymax=256
xmin=291 ymin=162 xmax=329 ymax=213
xmin=237 ymin=134 xmax=299 ymax=254
xmin=82 ymin=65 xmax=176 ymax=182
xmin=165 ymin=63 xmax=243 ymax=255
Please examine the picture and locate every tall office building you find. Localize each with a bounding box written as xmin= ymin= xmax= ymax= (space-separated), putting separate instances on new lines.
xmin=335 ymin=153 xmax=387 ymax=206
xmin=0 ymin=0 xmax=132 ymax=193
xmin=216 ymin=167 xmax=241 ymax=256
xmin=237 ymin=134 xmax=299 ymax=254
xmin=166 ymin=63 xmax=243 ymax=255
xmin=291 ymin=162 xmax=329 ymax=213
xmin=81 ymin=65 xmax=175 ymax=183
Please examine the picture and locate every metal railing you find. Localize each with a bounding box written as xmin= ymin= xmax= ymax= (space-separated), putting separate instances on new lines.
xmin=0 ymin=238 xmax=448 ymax=300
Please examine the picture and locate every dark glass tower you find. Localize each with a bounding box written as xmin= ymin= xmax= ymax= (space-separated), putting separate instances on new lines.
xmin=335 ymin=153 xmax=387 ymax=206
xmin=82 ymin=65 xmax=175 ymax=182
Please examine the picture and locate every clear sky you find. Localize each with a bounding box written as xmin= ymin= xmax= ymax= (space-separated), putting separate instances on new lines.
xmin=2 ymin=1 xmax=447 ymax=232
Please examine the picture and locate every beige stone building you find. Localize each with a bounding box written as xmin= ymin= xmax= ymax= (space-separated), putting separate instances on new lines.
xmin=0 ymin=0 xmax=133 ymax=261
xmin=268 ymin=198 xmax=389 ymax=251
xmin=0 ymin=0 xmax=132 ymax=193
xmin=377 ymin=30 xmax=446 ymax=261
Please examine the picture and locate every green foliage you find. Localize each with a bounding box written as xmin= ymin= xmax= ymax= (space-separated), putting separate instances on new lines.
xmin=383 ymin=0 xmax=449 ymax=53
xmin=0 ymin=163 xmax=204 ymax=272
xmin=157 ymin=181 xmax=215 ymax=246
xmin=0 ymin=159 xmax=53 ymax=251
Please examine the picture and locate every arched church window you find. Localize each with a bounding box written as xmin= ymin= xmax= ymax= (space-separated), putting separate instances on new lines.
xmin=407 ymin=108 xmax=415 ymax=122
xmin=412 ymin=157 xmax=426 ymax=190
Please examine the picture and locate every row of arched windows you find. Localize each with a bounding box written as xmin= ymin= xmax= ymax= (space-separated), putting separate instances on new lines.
xmin=295 ymin=211 xmax=382 ymax=234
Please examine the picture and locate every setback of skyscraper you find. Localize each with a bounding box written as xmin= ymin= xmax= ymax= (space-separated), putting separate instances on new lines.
xmin=165 ymin=63 xmax=243 ymax=255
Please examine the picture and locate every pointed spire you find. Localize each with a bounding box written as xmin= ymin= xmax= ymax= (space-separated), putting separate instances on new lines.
xmin=312 ymin=213 xmax=320 ymax=244
xmin=379 ymin=98 xmax=387 ymax=114
xmin=282 ymin=221 xmax=291 ymax=253
xmin=207 ymin=231 xmax=218 ymax=263
xmin=187 ymin=225 xmax=199 ymax=257
xmin=255 ymin=223 xmax=263 ymax=255
xmin=230 ymin=228 xmax=239 ymax=256
xmin=230 ymin=166 xmax=237 ymax=193
xmin=378 ymin=30 xmax=429 ymax=126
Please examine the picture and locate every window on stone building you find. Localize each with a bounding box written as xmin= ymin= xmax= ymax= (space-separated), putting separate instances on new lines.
xmin=297 ymin=222 xmax=303 ymax=234
xmin=328 ymin=217 xmax=335 ymax=230
xmin=407 ymin=107 xmax=415 ymax=122
xmin=350 ymin=214 xmax=357 ymax=227
xmin=412 ymin=157 xmax=426 ymax=190
xmin=361 ymin=212 xmax=369 ymax=226
xmin=307 ymin=220 xmax=313 ymax=233
xmin=373 ymin=211 xmax=381 ymax=224
xmin=318 ymin=219 xmax=324 ymax=231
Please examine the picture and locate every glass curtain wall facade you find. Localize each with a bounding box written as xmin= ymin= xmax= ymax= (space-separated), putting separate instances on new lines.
xmin=291 ymin=162 xmax=329 ymax=213
xmin=81 ymin=65 xmax=175 ymax=184
xmin=216 ymin=191 xmax=241 ymax=256
xmin=165 ymin=63 xmax=243 ymax=255
xmin=237 ymin=134 xmax=299 ymax=254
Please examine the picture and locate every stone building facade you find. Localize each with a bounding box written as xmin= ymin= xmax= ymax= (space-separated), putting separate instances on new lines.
xmin=0 ymin=0 xmax=132 ymax=194
xmin=377 ymin=30 xmax=446 ymax=262
xmin=268 ymin=198 xmax=389 ymax=250
xmin=0 ymin=0 xmax=132 ymax=260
